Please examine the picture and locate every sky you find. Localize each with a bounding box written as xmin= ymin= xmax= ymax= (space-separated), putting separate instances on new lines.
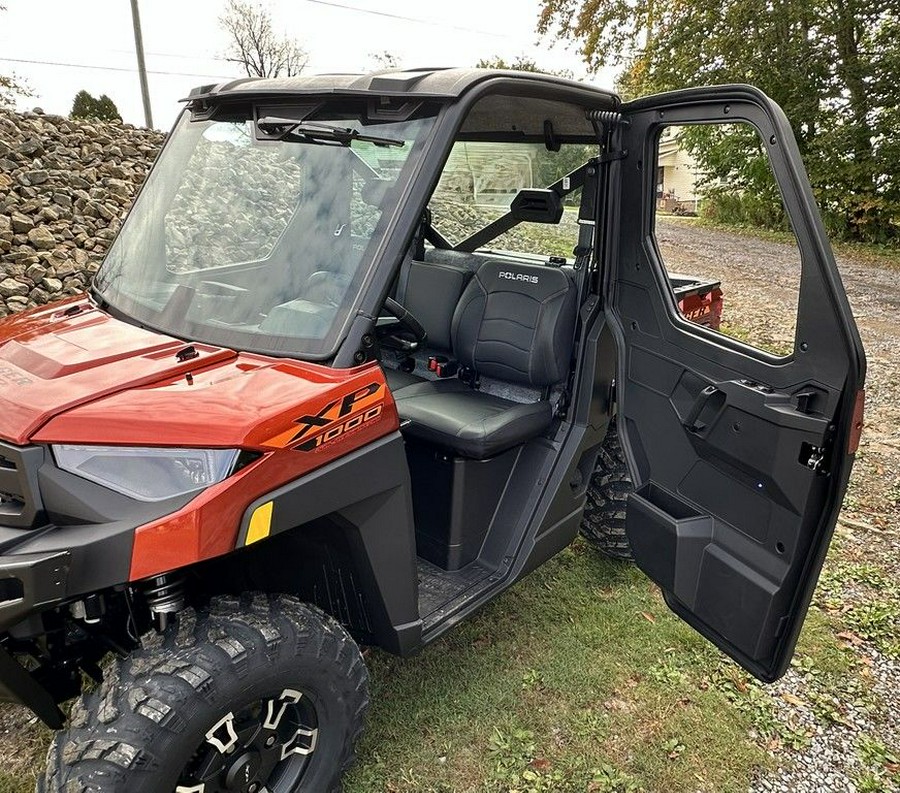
xmin=0 ymin=0 xmax=616 ymax=129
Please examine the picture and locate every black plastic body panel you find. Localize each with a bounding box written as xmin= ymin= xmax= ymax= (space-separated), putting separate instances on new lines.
xmin=0 ymin=442 xmax=45 ymax=529
xmin=405 ymin=441 xmax=517 ymax=570
xmin=0 ymin=643 xmax=64 ymax=728
xmin=0 ymin=550 xmax=70 ymax=632
xmin=236 ymin=432 xmax=422 ymax=655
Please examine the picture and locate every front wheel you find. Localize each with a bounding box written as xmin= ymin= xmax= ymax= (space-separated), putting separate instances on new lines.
xmin=580 ymin=417 xmax=635 ymax=561
xmin=41 ymin=595 xmax=369 ymax=793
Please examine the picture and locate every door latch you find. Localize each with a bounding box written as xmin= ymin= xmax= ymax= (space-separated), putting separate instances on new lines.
xmin=799 ymin=441 xmax=830 ymax=475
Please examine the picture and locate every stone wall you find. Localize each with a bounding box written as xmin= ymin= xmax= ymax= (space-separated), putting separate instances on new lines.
xmin=0 ymin=108 xmax=584 ymax=320
xmin=0 ymin=109 xmax=164 ymax=317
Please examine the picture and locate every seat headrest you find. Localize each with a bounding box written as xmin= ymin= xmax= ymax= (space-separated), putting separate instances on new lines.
xmin=361 ymin=179 xmax=394 ymax=206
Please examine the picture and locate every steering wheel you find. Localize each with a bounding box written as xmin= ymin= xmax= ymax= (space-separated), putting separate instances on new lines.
xmin=380 ymin=297 xmax=427 ymax=352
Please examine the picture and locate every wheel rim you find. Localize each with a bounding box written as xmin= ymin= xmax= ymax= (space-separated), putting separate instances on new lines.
xmin=175 ymin=688 xmax=320 ymax=793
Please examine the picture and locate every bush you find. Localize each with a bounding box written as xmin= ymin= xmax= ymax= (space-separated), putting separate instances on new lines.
xmin=700 ymin=190 xmax=790 ymax=232
xmin=70 ymin=90 xmax=121 ymax=122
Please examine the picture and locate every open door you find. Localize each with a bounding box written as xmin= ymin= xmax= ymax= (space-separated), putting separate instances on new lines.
xmin=605 ymin=86 xmax=866 ymax=681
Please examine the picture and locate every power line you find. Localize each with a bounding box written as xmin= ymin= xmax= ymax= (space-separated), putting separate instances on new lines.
xmin=301 ymin=0 xmax=514 ymax=38
xmin=100 ymin=47 xmax=231 ymax=64
xmin=0 ymin=56 xmax=232 ymax=81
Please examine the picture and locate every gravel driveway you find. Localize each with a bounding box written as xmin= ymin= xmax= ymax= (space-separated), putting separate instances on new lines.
xmin=658 ymin=216 xmax=900 ymax=793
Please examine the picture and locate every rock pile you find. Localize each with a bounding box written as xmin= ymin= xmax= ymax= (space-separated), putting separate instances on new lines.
xmin=0 ymin=109 xmax=164 ymax=316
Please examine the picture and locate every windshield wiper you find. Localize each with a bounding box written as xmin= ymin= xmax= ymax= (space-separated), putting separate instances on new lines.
xmin=256 ymin=117 xmax=405 ymax=148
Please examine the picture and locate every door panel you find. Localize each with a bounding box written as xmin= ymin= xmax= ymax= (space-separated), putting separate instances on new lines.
xmin=608 ymin=86 xmax=866 ymax=681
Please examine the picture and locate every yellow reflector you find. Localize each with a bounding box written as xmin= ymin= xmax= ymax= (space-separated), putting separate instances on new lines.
xmin=245 ymin=501 xmax=274 ymax=546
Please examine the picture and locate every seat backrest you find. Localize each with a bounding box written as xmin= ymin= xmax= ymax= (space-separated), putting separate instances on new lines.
xmin=305 ymin=270 xmax=352 ymax=306
xmin=396 ymin=254 xmax=474 ymax=351
xmin=451 ymin=260 xmax=577 ymax=387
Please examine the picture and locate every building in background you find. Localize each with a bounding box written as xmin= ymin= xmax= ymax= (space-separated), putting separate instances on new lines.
xmin=657 ymin=127 xmax=703 ymax=215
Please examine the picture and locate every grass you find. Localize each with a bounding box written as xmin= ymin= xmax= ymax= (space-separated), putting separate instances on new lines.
xmin=340 ymin=540 xmax=864 ymax=793
xmin=817 ymin=556 xmax=900 ymax=660
xmin=0 ymin=544 xmax=867 ymax=793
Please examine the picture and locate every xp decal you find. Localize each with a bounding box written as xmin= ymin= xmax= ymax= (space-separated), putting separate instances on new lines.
xmin=264 ymin=381 xmax=387 ymax=452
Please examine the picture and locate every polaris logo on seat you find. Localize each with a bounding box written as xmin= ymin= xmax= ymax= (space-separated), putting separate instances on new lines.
xmin=498 ymin=271 xmax=539 ymax=284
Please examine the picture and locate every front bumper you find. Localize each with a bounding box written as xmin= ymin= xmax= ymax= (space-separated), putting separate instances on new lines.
xmin=0 ymin=548 xmax=70 ymax=633
xmin=0 ymin=549 xmax=71 ymax=728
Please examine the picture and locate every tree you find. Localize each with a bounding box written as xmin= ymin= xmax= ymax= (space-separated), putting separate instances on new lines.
xmin=219 ymin=0 xmax=308 ymax=78
xmin=537 ymin=0 xmax=900 ymax=244
xmin=95 ymin=94 xmax=121 ymax=122
xmin=70 ymin=91 xmax=122 ymax=122
xmin=369 ymin=51 xmax=399 ymax=70
xmin=476 ymin=55 xmax=573 ymax=79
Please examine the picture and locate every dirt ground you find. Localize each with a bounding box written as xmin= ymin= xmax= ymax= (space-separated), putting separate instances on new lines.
xmin=657 ymin=216 xmax=900 ymax=791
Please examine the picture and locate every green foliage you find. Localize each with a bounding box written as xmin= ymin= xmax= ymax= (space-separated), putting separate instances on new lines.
xmin=70 ymin=91 xmax=121 ymax=122
xmin=589 ymin=764 xmax=642 ymax=792
xmin=95 ymin=94 xmax=120 ymax=122
xmin=845 ymin=600 xmax=900 ymax=658
xmin=534 ymin=143 xmax=595 ymax=190
xmin=537 ymin=0 xmax=900 ymax=245
xmin=856 ymin=734 xmax=900 ymax=791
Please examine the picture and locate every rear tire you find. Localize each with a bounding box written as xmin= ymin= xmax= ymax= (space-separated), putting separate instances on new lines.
xmin=40 ymin=594 xmax=368 ymax=793
xmin=580 ymin=418 xmax=635 ymax=561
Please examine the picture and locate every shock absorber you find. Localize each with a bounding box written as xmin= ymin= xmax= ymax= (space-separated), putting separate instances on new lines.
xmin=142 ymin=573 xmax=186 ymax=632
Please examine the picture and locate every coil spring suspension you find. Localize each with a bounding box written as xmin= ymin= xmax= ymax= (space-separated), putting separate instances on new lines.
xmin=143 ymin=573 xmax=186 ymax=632
xmin=585 ymin=109 xmax=628 ymax=127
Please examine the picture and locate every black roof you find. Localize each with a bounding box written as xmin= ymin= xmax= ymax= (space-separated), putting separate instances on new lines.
xmin=186 ymin=67 xmax=618 ymax=105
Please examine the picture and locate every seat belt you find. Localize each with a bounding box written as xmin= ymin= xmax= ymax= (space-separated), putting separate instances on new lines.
xmin=393 ymin=212 xmax=428 ymax=304
xmin=573 ymin=157 xmax=600 ymax=297
xmin=555 ymin=160 xmax=600 ymax=416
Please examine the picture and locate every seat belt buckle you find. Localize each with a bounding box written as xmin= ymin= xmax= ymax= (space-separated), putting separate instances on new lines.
xmin=428 ymin=355 xmax=458 ymax=378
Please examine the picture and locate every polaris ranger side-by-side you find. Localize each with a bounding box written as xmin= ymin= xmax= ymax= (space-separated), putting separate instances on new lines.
xmin=0 ymin=69 xmax=864 ymax=792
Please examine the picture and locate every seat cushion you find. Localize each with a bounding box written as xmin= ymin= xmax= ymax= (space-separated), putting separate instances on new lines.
xmin=398 ymin=259 xmax=472 ymax=351
xmin=394 ymin=386 xmax=552 ymax=459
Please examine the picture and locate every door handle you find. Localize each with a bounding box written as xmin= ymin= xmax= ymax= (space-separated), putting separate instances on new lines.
xmin=683 ymin=385 xmax=722 ymax=432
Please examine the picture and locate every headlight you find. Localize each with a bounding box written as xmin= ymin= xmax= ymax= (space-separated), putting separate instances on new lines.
xmin=52 ymin=445 xmax=241 ymax=502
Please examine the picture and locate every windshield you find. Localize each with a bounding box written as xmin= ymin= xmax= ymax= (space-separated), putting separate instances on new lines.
xmin=94 ymin=102 xmax=437 ymax=358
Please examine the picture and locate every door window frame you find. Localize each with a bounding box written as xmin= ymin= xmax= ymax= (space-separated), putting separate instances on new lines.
xmin=641 ymin=107 xmax=804 ymax=366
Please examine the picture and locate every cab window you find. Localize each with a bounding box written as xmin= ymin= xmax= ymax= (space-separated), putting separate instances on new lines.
xmin=429 ymin=140 xmax=596 ymax=259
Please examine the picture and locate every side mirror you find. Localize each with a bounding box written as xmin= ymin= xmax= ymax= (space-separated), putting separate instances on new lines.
xmin=509 ymin=189 xmax=564 ymax=224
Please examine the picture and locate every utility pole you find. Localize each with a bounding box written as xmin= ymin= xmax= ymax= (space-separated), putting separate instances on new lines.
xmin=129 ymin=0 xmax=153 ymax=128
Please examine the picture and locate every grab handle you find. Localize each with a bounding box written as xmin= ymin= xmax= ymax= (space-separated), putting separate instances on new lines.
xmin=683 ymin=385 xmax=722 ymax=432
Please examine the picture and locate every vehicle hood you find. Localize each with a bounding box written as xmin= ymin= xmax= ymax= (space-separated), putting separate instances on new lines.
xmin=0 ymin=298 xmax=393 ymax=449
xmin=0 ymin=298 xmax=236 ymax=445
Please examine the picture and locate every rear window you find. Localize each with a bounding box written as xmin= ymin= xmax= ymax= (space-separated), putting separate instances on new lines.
xmin=429 ymin=141 xmax=596 ymax=258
